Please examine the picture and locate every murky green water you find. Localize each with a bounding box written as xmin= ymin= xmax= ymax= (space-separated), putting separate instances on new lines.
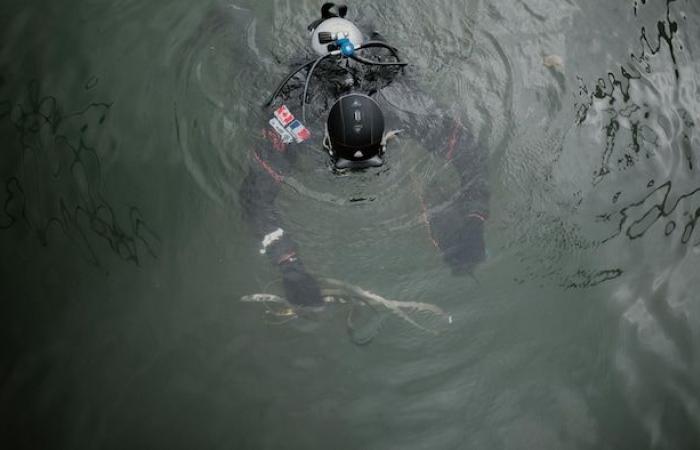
xmin=1 ymin=0 xmax=699 ymax=448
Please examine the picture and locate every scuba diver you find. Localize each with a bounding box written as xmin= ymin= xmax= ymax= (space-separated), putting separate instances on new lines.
xmin=240 ymin=3 xmax=488 ymax=307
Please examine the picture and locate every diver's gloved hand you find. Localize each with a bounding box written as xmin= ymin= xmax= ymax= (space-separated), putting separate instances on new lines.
xmin=428 ymin=207 xmax=486 ymax=275
xmin=280 ymin=261 xmax=324 ymax=307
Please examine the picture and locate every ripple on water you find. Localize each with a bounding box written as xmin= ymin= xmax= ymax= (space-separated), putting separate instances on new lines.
xmin=173 ymin=0 xmax=515 ymax=290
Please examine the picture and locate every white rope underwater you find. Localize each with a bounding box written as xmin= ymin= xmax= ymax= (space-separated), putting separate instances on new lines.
xmin=241 ymin=278 xmax=452 ymax=335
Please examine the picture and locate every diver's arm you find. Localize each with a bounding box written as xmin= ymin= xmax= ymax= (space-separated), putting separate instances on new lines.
xmin=239 ymin=130 xmax=323 ymax=306
xmin=425 ymin=116 xmax=489 ymax=215
xmin=409 ymin=115 xmax=489 ymax=274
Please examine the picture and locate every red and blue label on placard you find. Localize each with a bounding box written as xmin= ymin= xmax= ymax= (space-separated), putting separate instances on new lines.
xmin=269 ymin=105 xmax=311 ymax=144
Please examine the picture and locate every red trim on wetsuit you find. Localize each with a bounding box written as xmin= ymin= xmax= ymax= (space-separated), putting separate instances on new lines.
xmin=254 ymin=151 xmax=284 ymax=183
xmin=262 ymin=128 xmax=288 ymax=153
xmin=277 ymin=251 xmax=297 ymax=265
xmin=416 ymin=189 xmax=441 ymax=250
xmin=445 ymin=120 xmax=461 ymax=161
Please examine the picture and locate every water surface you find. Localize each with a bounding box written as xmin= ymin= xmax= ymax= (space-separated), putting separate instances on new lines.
xmin=1 ymin=0 xmax=699 ymax=448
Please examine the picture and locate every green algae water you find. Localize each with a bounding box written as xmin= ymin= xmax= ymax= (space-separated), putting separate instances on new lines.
xmin=1 ymin=0 xmax=699 ymax=448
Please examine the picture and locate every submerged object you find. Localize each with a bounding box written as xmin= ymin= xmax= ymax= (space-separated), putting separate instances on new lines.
xmin=241 ymin=278 xmax=452 ymax=344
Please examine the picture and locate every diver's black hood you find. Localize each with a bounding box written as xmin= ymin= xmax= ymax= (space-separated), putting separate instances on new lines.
xmin=326 ymin=93 xmax=385 ymax=168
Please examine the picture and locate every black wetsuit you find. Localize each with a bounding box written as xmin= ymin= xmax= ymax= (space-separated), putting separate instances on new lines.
xmin=240 ymin=67 xmax=489 ymax=306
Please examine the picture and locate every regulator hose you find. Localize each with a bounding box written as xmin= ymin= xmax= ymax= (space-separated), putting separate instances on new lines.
xmin=265 ymin=41 xmax=408 ymax=114
xmin=356 ymin=41 xmax=401 ymax=59
xmin=302 ymin=53 xmax=335 ymax=123
xmin=264 ymin=59 xmax=316 ymax=107
xmin=350 ymin=53 xmax=408 ymax=67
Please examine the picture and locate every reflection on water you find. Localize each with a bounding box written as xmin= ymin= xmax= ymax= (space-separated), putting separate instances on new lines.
xmin=571 ymin=1 xmax=700 ymax=447
xmin=576 ymin=0 xmax=699 ymax=250
xmin=508 ymin=0 xmax=698 ymax=293
xmin=575 ymin=0 xmax=687 ymax=184
xmin=635 ymin=0 xmax=681 ymax=79
xmin=598 ymin=180 xmax=700 ymax=246
xmin=0 ymin=79 xmax=159 ymax=267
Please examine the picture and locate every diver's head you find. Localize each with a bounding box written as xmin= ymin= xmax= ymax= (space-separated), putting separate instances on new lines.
xmin=324 ymin=94 xmax=386 ymax=170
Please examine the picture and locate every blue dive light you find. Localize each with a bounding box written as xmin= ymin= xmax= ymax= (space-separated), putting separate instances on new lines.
xmin=337 ymin=37 xmax=355 ymax=57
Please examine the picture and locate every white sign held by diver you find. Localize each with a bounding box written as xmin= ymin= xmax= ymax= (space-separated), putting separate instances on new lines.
xmin=269 ymin=118 xmax=294 ymax=144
